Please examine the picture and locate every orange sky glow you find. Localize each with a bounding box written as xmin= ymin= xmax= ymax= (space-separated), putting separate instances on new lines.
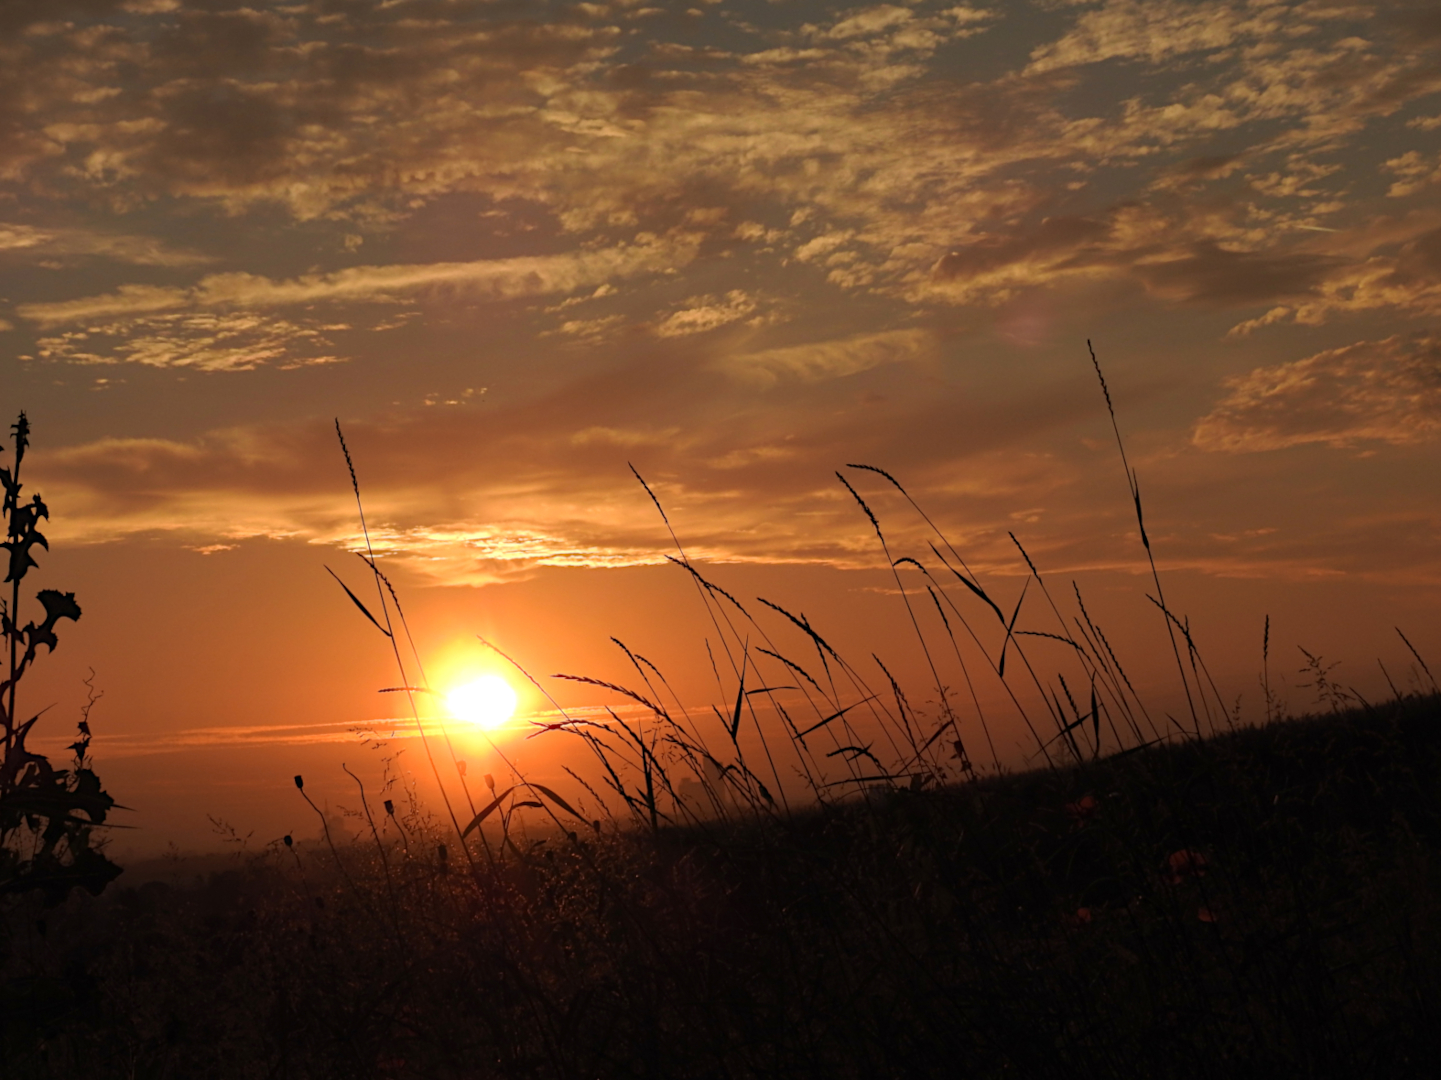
xmin=2 ymin=0 xmax=1439 ymax=855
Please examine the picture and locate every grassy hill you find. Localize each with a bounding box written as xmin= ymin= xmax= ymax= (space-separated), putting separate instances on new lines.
xmin=4 ymin=691 xmax=1441 ymax=1078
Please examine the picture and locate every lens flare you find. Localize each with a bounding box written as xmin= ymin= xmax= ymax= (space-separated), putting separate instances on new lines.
xmin=445 ymin=675 xmax=518 ymax=730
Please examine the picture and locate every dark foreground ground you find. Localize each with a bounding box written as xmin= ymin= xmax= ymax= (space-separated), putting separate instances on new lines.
xmin=4 ymin=694 xmax=1441 ymax=1079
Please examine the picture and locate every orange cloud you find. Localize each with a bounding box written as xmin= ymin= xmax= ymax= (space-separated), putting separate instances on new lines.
xmin=35 ymin=312 xmax=347 ymax=371
xmin=718 ymin=329 xmax=935 ymax=386
xmin=18 ymin=236 xmax=697 ymax=329
xmin=0 ymin=222 xmax=211 ymax=266
xmin=1194 ymin=334 xmax=1441 ymax=452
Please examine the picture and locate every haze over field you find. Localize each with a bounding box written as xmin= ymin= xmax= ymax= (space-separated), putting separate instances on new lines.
xmin=1 ymin=0 xmax=1438 ymax=853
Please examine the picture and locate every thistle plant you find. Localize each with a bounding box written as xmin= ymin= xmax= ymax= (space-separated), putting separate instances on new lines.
xmin=0 ymin=412 xmax=120 ymax=905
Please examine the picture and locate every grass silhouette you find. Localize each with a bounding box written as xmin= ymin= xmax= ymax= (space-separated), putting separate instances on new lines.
xmin=2 ymin=348 xmax=1439 ymax=1077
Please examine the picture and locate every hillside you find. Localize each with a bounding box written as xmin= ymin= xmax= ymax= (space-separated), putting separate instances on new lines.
xmin=4 ymin=692 xmax=1441 ymax=1078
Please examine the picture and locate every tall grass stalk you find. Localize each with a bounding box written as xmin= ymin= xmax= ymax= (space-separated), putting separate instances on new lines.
xmin=1088 ymin=340 xmax=1208 ymax=738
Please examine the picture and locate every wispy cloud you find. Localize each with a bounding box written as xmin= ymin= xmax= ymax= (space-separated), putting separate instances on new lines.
xmin=0 ymin=223 xmax=211 ymax=266
xmin=52 ymin=704 xmax=656 ymax=759
xmin=18 ymin=237 xmax=696 ymax=329
xmin=718 ymin=328 xmax=934 ymax=386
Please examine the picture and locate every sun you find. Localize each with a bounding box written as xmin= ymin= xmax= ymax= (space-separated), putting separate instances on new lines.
xmin=445 ymin=675 xmax=518 ymax=731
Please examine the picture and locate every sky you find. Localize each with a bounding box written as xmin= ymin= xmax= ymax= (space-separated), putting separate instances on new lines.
xmin=2 ymin=0 xmax=1439 ymax=855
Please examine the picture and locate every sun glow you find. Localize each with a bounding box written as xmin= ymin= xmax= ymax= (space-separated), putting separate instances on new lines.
xmin=445 ymin=675 xmax=518 ymax=730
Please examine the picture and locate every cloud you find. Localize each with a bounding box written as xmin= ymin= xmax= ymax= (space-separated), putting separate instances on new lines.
xmin=1193 ymin=334 xmax=1441 ymax=452
xmin=27 ymin=327 xmax=1105 ymax=588
xmin=32 ymin=317 xmax=1437 ymax=592
xmin=0 ymin=223 xmax=211 ymax=266
xmin=17 ymin=236 xmax=697 ymax=328
xmin=653 ymin=290 xmax=759 ymax=337
xmin=30 ymin=415 xmax=729 ymax=587
xmin=1025 ymin=0 xmax=1293 ymax=75
xmin=718 ymin=328 xmax=933 ymax=386
xmin=1385 ymin=151 xmax=1441 ymax=197
xmin=923 ymin=206 xmax=1356 ymax=310
xmin=550 ymin=313 xmax=629 ymax=344
xmin=818 ymin=5 xmax=923 ymax=42
xmin=1135 ymin=242 xmax=1348 ymax=305
xmin=927 ymin=216 xmax=1117 ymax=303
xmin=8 ymin=10 xmax=625 ymax=216
xmin=34 ymin=312 xmax=347 ymax=371
xmin=1228 ymin=221 xmax=1441 ymax=333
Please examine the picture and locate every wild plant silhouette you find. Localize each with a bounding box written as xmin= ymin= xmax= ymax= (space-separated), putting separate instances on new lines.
xmin=0 ymin=412 xmax=120 ymax=905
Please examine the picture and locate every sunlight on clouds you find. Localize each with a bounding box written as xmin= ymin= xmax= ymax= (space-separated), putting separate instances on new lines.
xmin=29 ymin=400 xmax=1061 ymax=587
xmin=35 ymin=313 xmax=348 ymax=372
xmin=18 ymin=239 xmax=697 ymax=329
xmin=5 ymin=0 xmax=1438 ymax=348
xmin=327 ymin=524 xmax=675 ymax=588
xmin=1194 ymin=334 xmax=1441 ymax=452
xmin=570 ymin=426 xmax=682 ymax=448
xmin=0 ymin=222 xmax=211 ymax=266
xmin=1025 ymin=0 xmax=1297 ymax=75
xmin=653 ymin=291 xmax=761 ymax=337
xmin=1226 ymin=221 xmax=1441 ymax=334
xmin=550 ymin=314 xmax=629 ymax=344
xmin=1385 ymin=151 xmax=1441 ymax=198
xmin=718 ymin=329 xmax=934 ymax=387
